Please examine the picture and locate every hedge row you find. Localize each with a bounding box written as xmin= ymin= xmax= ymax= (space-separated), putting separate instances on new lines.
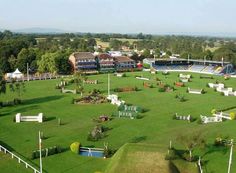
xmin=0 ymin=98 xmax=22 ymax=107
xmin=31 ymin=146 xmax=62 ymax=159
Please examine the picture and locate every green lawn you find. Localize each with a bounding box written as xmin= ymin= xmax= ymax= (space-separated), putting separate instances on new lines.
xmin=0 ymin=71 xmax=236 ymax=173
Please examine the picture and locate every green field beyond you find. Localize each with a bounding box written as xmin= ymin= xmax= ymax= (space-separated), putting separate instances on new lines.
xmin=0 ymin=71 xmax=236 ymax=173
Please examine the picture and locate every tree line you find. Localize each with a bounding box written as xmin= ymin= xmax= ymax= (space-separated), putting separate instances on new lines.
xmin=0 ymin=30 xmax=236 ymax=75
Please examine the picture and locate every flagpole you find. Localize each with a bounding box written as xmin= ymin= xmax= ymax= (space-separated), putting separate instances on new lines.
xmin=27 ymin=63 xmax=29 ymax=82
xmin=39 ymin=131 xmax=43 ymax=173
xmin=108 ymin=73 xmax=110 ymax=96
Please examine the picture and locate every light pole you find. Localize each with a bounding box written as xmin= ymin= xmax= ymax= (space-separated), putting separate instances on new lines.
xmin=39 ymin=131 xmax=43 ymax=173
xmin=227 ymin=139 xmax=234 ymax=173
xmin=108 ymin=73 xmax=110 ymax=96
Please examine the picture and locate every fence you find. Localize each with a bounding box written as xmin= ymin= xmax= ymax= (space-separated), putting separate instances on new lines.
xmin=0 ymin=145 xmax=40 ymax=173
xmin=15 ymin=113 xmax=43 ymax=123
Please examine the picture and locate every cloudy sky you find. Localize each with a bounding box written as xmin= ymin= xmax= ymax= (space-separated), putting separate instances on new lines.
xmin=0 ymin=0 xmax=235 ymax=35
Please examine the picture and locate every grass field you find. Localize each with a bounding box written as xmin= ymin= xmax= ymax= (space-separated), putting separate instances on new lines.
xmin=0 ymin=71 xmax=236 ymax=173
xmin=96 ymin=38 xmax=138 ymax=49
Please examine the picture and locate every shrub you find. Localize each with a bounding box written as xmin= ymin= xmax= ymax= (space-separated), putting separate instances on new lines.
xmin=13 ymin=98 xmax=22 ymax=104
xmin=31 ymin=146 xmax=62 ymax=159
xmin=182 ymin=152 xmax=197 ymax=162
xmin=87 ymin=125 xmax=105 ymax=141
xmin=211 ymin=109 xmax=216 ymax=114
xmin=230 ymin=112 xmax=236 ymax=120
xmin=165 ymin=149 xmax=177 ymax=160
xmin=70 ymin=142 xmax=80 ymax=154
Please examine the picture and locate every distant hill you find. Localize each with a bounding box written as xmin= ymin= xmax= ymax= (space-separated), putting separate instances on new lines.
xmin=13 ymin=27 xmax=68 ymax=34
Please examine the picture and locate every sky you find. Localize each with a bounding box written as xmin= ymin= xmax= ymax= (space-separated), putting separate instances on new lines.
xmin=0 ymin=0 xmax=236 ymax=35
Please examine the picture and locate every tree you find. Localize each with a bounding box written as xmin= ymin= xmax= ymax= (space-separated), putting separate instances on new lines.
xmin=8 ymin=55 xmax=17 ymax=70
xmin=0 ymin=73 xmax=6 ymax=96
xmin=74 ymin=71 xmax=87 ymax=96
xmin=9 ymin=79 xmax=25 ymax=99
xmin=109 ymin=39 xmax=122 ymax=50
xmin=54 ymin=50 xmax=73 ymax=74
xmin=37 ymin=52 xmax=57 ymax=75
xmin=0 ymin=57 xmax=11 ymax=73
xmin=17 ymin=48 xmax=39 ymax=73
xmin=137 ymin=33 xmax=144 ymax=39
xmin=177 ymin=131 xmax=205 ymax=161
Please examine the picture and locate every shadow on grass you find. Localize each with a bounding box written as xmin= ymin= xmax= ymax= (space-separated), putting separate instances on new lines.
xmin=0 ymin=111 xmax=10 ymax=117
xmin=202 ymin=144 xmax=228 ymax=158
xmin=44 ymin=116 xmax=56 ymax=122
xmin=130 ymin=136 xmax=147 ymax=143
xmin=169 ymin=161 xmax=180 ymax=173
xmin=23 ymin=95 xmax=64 ymax=105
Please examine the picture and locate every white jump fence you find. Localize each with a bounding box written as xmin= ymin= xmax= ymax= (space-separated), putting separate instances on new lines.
xmin=135 ymin=77 xmax=150 ymax=81
xmin=124 ymin=105 xmax=138 ymax=113
xmin=15 ymin=113 xmax=43 ymax=123
xmin=213 ymin=112 xmax=232 ymax=120
xmin=175 ymin=113 xmax=191 ymax=122
xmin=179 ymin=74 xmax=191 ymax=79
xmin=200 ymin=115 xmax=222 ymax=124
xmin=188 ymin=88 xmax=203 ymax=94
xmin=208 ymin=83 xmax=224 ymax=89
xmin=0 ymin=145 xmax=40 ymax=173
xmin=216 ymin=87 xmax=236 ymax=96
xmin=115 ymin=73 xmax=124 ymax=77
xmin=180 ymin=78 xmax=189 ymax=83
xmin=107 ymin=94 xmax=125 ymax=107
xmin=83 ymin=80 xmax=98 ymax=84
xmin=118 ymin=111 xmax=134 ymax=119
xmin=61 ymin=88 xmax=77 ymax=94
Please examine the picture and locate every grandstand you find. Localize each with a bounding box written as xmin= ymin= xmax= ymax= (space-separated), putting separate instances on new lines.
xmin=146 ymin=58 xmax=235 ymax=75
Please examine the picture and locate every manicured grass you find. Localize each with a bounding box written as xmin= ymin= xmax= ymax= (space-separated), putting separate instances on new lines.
xmin=105 ymin=143 xmax=198 ymax=173
xmin=0 ymin=71 xmax=236 ymax=173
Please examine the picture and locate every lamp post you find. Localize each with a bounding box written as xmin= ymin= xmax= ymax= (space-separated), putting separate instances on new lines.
xmin=39 ymin=131 xmax=43 ymax=173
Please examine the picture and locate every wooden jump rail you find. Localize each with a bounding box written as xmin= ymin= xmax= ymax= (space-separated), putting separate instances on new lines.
xmin=0 ymin=145 xmax=40 ymax=173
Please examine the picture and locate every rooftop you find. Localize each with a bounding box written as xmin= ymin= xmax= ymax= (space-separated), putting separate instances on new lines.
xmin=72 ymin=52 xmax=95 ymax=60
xmin=115 ymin=56 xmax=134 ymax=63
xmin=97 ymin=53 xmax=113 ymax=60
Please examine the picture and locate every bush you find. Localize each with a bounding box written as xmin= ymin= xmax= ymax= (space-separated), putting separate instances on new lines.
xmin=13 ymin=98 xmax=22 ymax=104
xmin=182 ymin=152 xmax=197 ymax=162
xmin=211 ymin=109 xmax=216 ymax=114
xmin=230 ymin=112 xmax=236 ymax=120
xmin=87 ymin=125 xmax=105 ymax=141
xmin=143 ymin=63 xmax=150 ymax=69
xmin=158 ymin=87 xmax=166 ymax=92
xmin=70 ymin=142 xmax=80 ymax=154
xmin=165 ymin=149 xmax=177 ymax=160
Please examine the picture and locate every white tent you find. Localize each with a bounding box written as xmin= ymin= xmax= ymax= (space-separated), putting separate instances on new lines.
xmin=6 ymin=68 xmax=24 ymax=79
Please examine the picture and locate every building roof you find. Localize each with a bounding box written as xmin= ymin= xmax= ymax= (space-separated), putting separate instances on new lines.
xmin=72 ymin=52 xmax=95 ymax=60
xmin=115 ymin=56 xmax=134 ymax=63
xmin=97 ymin=53 xmax=113 ymax=60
